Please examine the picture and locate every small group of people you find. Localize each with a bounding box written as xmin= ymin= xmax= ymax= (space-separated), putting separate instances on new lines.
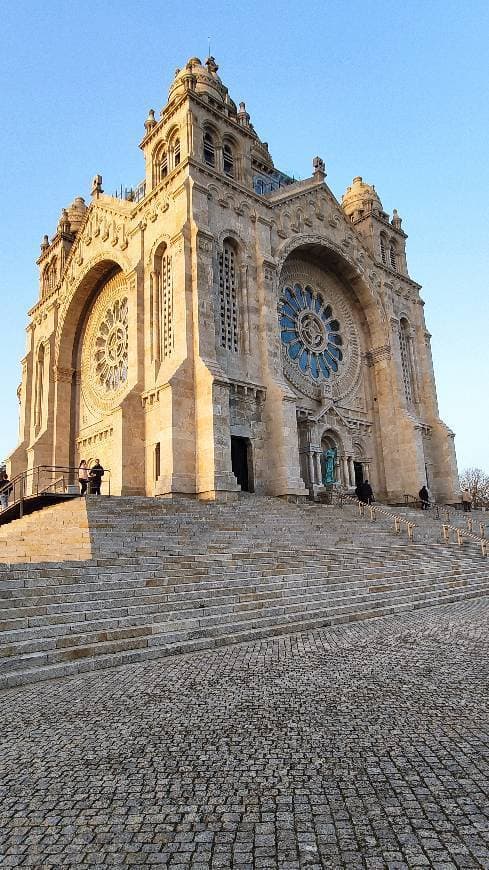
xmin=355 ymin=479 xmax=374 ymax=505
xmin=0 ymin=469 xmax=11 ymax=511
xmin=78 ymin=459 xmax=105 ymax=496
xmin=461 ymin=489 xmax=473 ymax=512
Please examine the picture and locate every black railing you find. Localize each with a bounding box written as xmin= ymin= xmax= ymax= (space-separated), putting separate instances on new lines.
xmin=0 ymin=465 xmax=111 ymax=518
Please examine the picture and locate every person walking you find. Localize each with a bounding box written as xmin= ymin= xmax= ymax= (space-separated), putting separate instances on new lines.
xmin=78 ymin=460 xmax=89 ymax=496
xmin=462 ymin=489 xmax=472 ymax=512
xmin=419 ymin=485 xmax=429 ymax=510
xmin=89 ymin=459 xmax=105 ymax=496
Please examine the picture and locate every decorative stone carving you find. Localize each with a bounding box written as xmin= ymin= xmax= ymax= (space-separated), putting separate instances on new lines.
xmin=80 ymin=272 xmax=130 ymax=413
xmin=278 ymin=260 xmax=362 ymax=402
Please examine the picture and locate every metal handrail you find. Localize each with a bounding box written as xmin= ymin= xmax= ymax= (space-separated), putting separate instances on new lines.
xmin=0 ymin=465 xmax=111 ymax=518
xmin=442 ymin=523 xmax=487 ymax=557
xmin=336 ymin=491 xmax=416 ymax=541
xmin=404 ymin=493 xmax=450 ymax=521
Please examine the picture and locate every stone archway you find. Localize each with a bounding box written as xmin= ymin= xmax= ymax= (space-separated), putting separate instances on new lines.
xmin=51 ymin=257 xmax=143 ymax=494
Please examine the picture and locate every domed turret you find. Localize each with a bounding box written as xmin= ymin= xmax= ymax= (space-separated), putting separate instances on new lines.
xmin=168 ymin=56 xmax=236 ymax=114
xmin=342 ymin=176 xmax=383 ymax=218
xmin=66 ymin=197 xmax=87 ymax=233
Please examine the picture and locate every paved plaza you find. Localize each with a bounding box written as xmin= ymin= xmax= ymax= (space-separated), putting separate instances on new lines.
xmin=1 ymin=600 xmax=489 ymax=869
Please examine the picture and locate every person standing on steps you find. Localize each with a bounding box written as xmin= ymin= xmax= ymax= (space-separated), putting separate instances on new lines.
xmin=356 ymin=480 xmax=374 ymax=505
xmin=419 ymin=485 xmax=429 ymax=510
xmin=0 ymin=469 xmax=10 ymax=510
xmin=78 ymin=459 xmax=89 ymax=496
xmin=361 ymin=480 xmax=374 ymax=505
xmin=462 ymin=488 xmax=472 ymax=512
xmin=89 ymin=459 xmax=104 ymax=496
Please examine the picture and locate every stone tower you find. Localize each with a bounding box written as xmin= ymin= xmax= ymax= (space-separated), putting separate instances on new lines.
xmin=7 ymin=56 xmax=459 ymax=503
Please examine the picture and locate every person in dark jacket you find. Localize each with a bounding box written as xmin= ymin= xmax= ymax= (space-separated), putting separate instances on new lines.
xmin=419 ymin=485 xmax=429 ymax=510
xmin=356 ymin=480 xmax=374 ymax=505
xmin=361 ymin=480 xmax=374 ymax=505
xmin=89 ymin=459 xmax=104 ymax=495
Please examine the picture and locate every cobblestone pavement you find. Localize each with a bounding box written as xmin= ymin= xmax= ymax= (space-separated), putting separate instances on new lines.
xmin=1 ymin=600 xmax=489 ymax=869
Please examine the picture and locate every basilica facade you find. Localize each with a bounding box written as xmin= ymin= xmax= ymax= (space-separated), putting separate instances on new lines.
xmin=8 ymin=56 xmax=459 ymax=503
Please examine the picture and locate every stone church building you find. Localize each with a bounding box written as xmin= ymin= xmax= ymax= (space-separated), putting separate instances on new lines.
xmin=8 ymin=56 xmax=459 ymax=502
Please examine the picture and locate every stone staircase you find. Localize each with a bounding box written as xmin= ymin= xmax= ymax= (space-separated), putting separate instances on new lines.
xmin=1 ymin=494 xmax=488 ymax=689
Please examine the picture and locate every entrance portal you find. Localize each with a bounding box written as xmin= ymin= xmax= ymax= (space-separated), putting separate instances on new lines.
xmin=231 ymin=436 xmax=252 ymax=492
xmin=354 ymin=461 xmax=364 ymax=487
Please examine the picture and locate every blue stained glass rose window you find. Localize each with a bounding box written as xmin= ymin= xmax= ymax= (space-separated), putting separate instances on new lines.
xmin=279 ymin=284 xmax=343 ymax=381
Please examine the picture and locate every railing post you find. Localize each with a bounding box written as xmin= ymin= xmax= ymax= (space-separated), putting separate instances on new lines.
xmin=480 ymin=523 xmax=486 ymax=540
xmin=456 ymin=529 xmax=463 ymax=547
xmin=394 ymin=516 xmax=400 ymax=534
xmin=407 ymin=522 xmax=414 ymax=542
xmin=466 ymin=516 xmax=473 ymax=532
xmin=442 ymin=524 xmax=449 ymax=543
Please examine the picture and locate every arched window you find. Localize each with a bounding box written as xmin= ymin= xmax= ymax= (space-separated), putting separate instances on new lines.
xmin=399 ymin=318 xmax=414 ymax=404
xmin=34 ymin=343 xmax=45 ymax=432
xmin=203 ymin=130 xmax=216 ymax=167
xmin=152 ymin=244 xmax=173 ymax=362
xmin=380 ymin=233 xmax=387 ymax=264
xmin=223 ymin=141 xmax=234 ymax=177
xmin=153 ymin=146 xmax=168 ymax=185
xmin=173 ymin=138 xmax=180 ymax=167
xmin=389 ymin=240 xmax=397 ymax=270
xmin=160 ymin=151 xmax=168 ymax=178
xmin=218 ymin=241 xmax=239 ymax=352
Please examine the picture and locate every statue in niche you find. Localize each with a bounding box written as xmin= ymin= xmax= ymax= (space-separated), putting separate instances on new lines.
xmin=321 ymin=447 xmax=336 ymax=485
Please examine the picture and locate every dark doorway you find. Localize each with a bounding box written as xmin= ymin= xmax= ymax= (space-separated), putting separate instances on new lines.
xmin=354 ymin=461 xmax=364 ymax=487
xmin=231 ymin=436 xmax=251 ymax=492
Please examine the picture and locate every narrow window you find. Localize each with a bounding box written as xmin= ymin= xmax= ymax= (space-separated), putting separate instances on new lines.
xmin=153 ymin=247 xmax=173 ymax=362
xmin=154 ymin=442 xmax=161 ymax=481
xmin=204 ymin=131 xmax=215 ymax=166
xmin=223 ymin=142 xmax=234 ymax=177
xmin=389 ymin=243 xmax=397 ymax=270
xmin=218 ymin=244 xmax=239 ymax=352
xmin=173 ymin=139 xmax=180 ymax=166
xmin=160 ymin=152 xmax=168 ymax=179
xmin=380 ymin=235 xmax=386 ymax=264
xmin=399 ymin=319 xmax=414 ymax=404
xmin=34 ymin=344 xmax=45 ymax=432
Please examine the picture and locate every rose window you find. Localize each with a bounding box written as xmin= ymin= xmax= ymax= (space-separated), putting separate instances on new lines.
xmin=279 ymin=283 xmax=343 ymax=380
xmin=94 ymin=297 xmax=128 ymax=391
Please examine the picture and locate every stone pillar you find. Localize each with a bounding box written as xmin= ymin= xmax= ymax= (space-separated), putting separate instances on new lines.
xmin=342 ymin=456 xmax=349 ymax=487
xmin=308 ymin=451 xmax=315 ymax=488
xmin=313 ymin=451 xmax=321 ymax=486
xmin=348 ymin=457 xmax=355 ymax=486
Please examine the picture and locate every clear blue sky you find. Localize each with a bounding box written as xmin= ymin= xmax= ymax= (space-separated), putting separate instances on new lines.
xmin=1 ymin=0 xmax=487 ymax=473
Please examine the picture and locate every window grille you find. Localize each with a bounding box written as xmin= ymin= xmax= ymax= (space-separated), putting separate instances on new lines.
xmin=34 ymin=344 xmax=45 ymax=432
xmin=380 ymin=235 xmax=386 ymax=264
xmin=399 ymin=321 xmax=413 ymax=403
xmin=173 ymin=139 xmax=180 ymax=166
xmin=160 ymin=254 xmax=173 ymax=359
xmin=204 ymin=131 xmax=215 ymax=166
xmin=223 ymin=142 xmax=234 ymax=177
xmin=389 ymin=244 xmax=397 ymax=270
xmin=219 ymin=246 xmax=239 ymax=351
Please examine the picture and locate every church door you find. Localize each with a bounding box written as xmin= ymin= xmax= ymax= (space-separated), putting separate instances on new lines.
xmin=354 ymin=461 xmax=364 ymax=487
xmin=231 ymin=436 xmax=250 ymax=492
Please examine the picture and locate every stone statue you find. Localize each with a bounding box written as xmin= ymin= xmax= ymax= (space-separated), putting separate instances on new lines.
xmin=322 ymin=448 xmax=336 ymax=485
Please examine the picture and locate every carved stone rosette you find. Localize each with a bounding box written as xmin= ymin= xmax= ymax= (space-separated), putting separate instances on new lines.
xmin=278 ymin=260 xmax=362 ymax=402
xmin=80 ymin=272 xmax=130 ymax=413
